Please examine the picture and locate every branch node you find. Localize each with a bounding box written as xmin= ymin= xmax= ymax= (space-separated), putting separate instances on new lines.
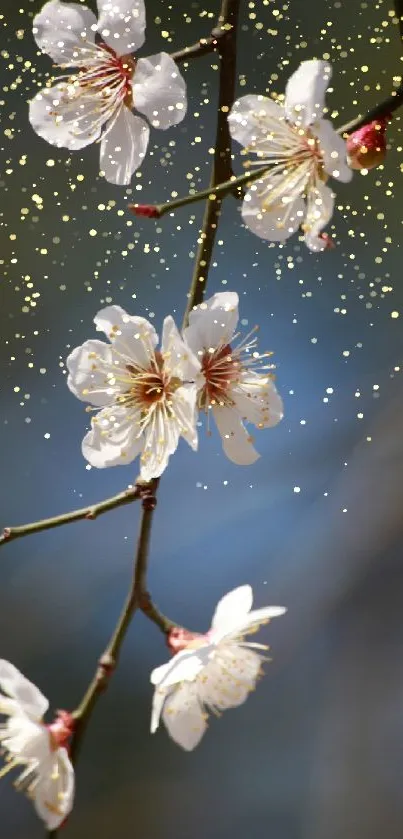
xmin=137 ymin=480 xmax=158 ymax=511
xmin=97 ymin=654 xmax=116 ymax=687
xmin=138 ymin=591 xmax=152 ymax=612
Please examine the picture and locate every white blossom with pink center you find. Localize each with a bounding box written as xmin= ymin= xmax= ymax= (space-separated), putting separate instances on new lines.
xmin=0 ymin=660 xmax=74 ymax=830
xmin=29 ymin=0 xmax=187 ymax=184
xmin=228 ymin=60 xmax=353 ymax=251
xmin=66 ymin=305 xmax=200 ymax=480
xmin=183 ymin=291 xmax=283 ymax=465
xmin=150 ymin=586 xmax=286 ymax=751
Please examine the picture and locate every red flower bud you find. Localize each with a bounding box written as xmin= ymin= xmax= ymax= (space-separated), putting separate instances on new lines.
xmin=128 ymin=203 xmax=160 ymax=218
xmin=346 ymin=116 xmax=389 ymax=171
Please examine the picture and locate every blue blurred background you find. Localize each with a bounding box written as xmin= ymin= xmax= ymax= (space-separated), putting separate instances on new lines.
xmin=1 ymin=0 xmax=403 ymax=836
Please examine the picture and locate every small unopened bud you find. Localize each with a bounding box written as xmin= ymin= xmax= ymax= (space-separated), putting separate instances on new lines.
xmin=128 ymin=204 xmax=160 ymax=218
xmin=346 ymin=116 xmax=389 ymax=171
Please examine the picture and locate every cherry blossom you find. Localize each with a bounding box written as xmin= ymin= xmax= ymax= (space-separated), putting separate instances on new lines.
xmin=29 ymin=0 xmax=187 ymax=184
xmin=67 ymin=305 xmax=200 ymax=479
xmin=150 ymin=586 xmax=286 ymax=750
xmin=228 ymin=59 xmax=353 ymax=251
xmin=0 ymin=660 xmax=74 ymax=830
xmin=183 ymin=291 xmax=283 ymax=465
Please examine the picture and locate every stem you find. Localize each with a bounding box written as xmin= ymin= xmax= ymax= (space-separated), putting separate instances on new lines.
xmin=69 ymin=487 xmax=158 ymax=761
xmin=182 ymin=0 xmax=240 ymax=326
xmin=337 ymin=83 xmax=403 ymax=134
xmin=171 ymin=37 xmax=218 ymax=64
xmin=0 ymin=486 xmax=142 ymax=547
xmin=171 ymin=5 xmax=240 ymax=64
xmin=129 ymin=165 xmax=269 ymax=220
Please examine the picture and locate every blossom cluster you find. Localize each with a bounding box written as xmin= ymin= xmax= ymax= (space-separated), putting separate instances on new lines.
xmin=66 ymin=292 xmax=283 ymax=480
xmin=1 ymin=0 xmax=390 ymax=831
xmin=26 ymin=0 xmax=380 ymax=250
xmin=0 ymin=587 xmax=285 ymax=827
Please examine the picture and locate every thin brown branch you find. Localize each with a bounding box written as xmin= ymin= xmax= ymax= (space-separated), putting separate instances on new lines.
xmin=182 ymin=0 xmax=240 ymax=326
xmin=338 ymin=83 xmax=403 ymax=135
xmin=0 ymin=485 xmax=143 ymax=547
xmin=171 ymin=36 xmax=218 ymax=64
xmin=68 ymin=482 xmax=159 ymax=762
xmin=171 ymin=9 xmax=238 ymax=64
xmin=47 ymin=482 xmax=161 ymax=839
xmin=128 ymin=166 xmax=268 ymax=220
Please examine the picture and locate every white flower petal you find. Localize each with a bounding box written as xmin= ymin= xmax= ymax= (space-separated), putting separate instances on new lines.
xmin=213 ymin=405 xmax=260 ymax=466
xmin=184 ymin=292 xmax=239 ymax=356
xmin=150 ymin=685 xmax=166 ymax=734
xmin=134 ymin=53 xmax=187 ymax=129
xmin=151 ymin=649 xmax=206 ymax=690
xmin=161 ymin=315 xmax=200 ymax=382
xmin=285 ymin=59 xmax=332 ymax=127
xmin=211 ymin=585 xmax=253 ymax=634
xmin=151 ymin=651 xmax=208 ymax=735
xmin=140 ymin=410 xmax=181 ymax=481
xmin=232 ymin=373 xmax=284 ymax=429
xmin=0 ymin=696 xmax=20 ymax=716
xmin=303 ymin=181 xmax=335 ymax=252
xmin=96 ymin=0 xmax=146 ymax=55
xmin=29 ymin=84 xmax=101 ymax=150
xmin=199 ymin=645 xmax=262 ymax=708
xmin=228 ymin=94 xmax=290 ymax=151
xmin=4 ymin=716 xmax=50 ymax=764
xmin=32 ymin=0 xmax=96 ymax=64
xmin=161 ymin=682 xmax=207 ymax=751
xmin=224 ymin=605 xmax=287 ymax=640
xmin=242 ymin=176 xmax=305 ymax=243
xmin=0 ymin=661 xmax=48 ymax=719
xmin=170 ymin=384 xmax=199 ymax=452
xmin=93 ymin=305 xmax=158 ymax=367
xmin=34 ymin=749 xmax=74 ymax=830
xmin=314 ymin=119 xmax=353 ymax=182
xmin=82 ymin=406 xmax=143 ymax=468
xmin=66 ymin=339 xmax=116 ymax=407
xmin=100 ymin=108 xmax=150 ymax=185
xmin=246 ymin=605 xmax=287 ymax=624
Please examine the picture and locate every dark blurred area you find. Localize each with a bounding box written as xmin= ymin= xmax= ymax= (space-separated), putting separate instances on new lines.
xmin=1 ymin=0 xmax=403 ymax=836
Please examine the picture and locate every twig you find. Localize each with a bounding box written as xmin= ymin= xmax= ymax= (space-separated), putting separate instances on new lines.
xmin=171 ymin=12 xmax=238 ymax=64
xmin=129 ymin=165 xmax=269 ymax=220
xmin=337 ymin=83 xmax=403 ymax=135
xmin=69 ymin=482 xmax=159 ymax=759
xmin=171 ymin=36 xmax=218 ymax=64
xmin=46 ymin=6 xmax=241 ymax=837
xmin=182 ymin=0 xmax=240 ymax=326
xmin=47 ymin=483 xmax=161 ymax=838
xmin=0 ymin=486 xmax=142 ymax=547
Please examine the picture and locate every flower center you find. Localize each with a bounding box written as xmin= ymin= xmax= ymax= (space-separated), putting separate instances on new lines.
xmin=123 ymin=351 xmax=181 ymax=411
xmin=200 ymin=343 xmax=241 ymax=410
xmin=74 ymin=44 xmax=136 ymax=108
